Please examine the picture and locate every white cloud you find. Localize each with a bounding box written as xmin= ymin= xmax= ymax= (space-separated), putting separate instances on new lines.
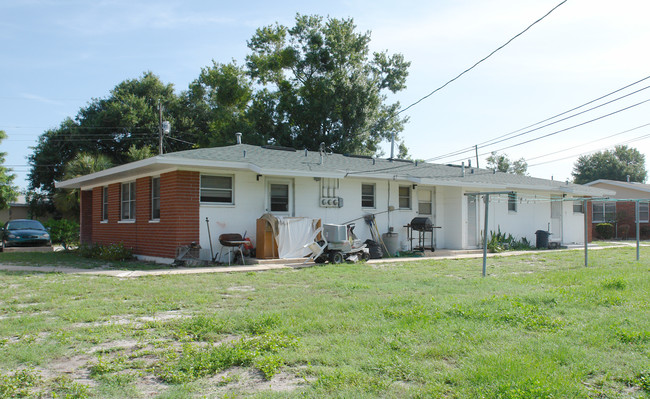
xmin=20 ymin=93 xmax=65 ymax=106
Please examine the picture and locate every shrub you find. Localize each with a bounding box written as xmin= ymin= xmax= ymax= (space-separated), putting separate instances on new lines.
xmin=487 ymin=227 xmax=534 ymax=253
xmin=79 ymin=242 xmax=133 ymax=261
xmin=595 ymin=223 xmax=614 ymax=239
xmin=641 ymin=225 xmax=650 ymax=238
xmin=43 ymin=219 xmax=80 ymax=250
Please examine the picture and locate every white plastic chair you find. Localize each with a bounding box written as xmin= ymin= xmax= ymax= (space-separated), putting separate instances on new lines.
xmin=303 ymin=227 xmax=327 ymax=263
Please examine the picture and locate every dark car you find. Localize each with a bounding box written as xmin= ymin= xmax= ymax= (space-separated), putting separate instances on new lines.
xmin=1 ymin=219 xmax=52 ymax=251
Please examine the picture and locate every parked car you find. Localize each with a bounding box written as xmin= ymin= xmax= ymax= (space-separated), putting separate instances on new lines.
xmin=1 ymin=219 xmax=52 ymax=251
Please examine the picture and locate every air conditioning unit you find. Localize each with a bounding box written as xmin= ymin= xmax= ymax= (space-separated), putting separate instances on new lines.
xmin=323 ymin=224 xmax=347 ymax=242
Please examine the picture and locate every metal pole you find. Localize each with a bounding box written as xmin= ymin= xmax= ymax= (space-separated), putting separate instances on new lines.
xmin=475 ymin=145 xmax=480 ymax=169
xmin=482 ymin=194 xmax=490 ymax=277
xmin=583 ymin=199 xmax=588 ymax=267
xmin=158 ymin=100 xmax=163 ymax=155
xmin=634 ymin=200 xmax=641 ymax=260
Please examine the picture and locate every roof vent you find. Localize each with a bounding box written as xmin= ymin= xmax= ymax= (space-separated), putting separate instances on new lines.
xmin=235 ymin=132 xmax=242 ymax=144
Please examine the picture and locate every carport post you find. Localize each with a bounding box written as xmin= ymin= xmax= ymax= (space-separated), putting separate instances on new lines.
xmin=583 ymin=199 xmax=589 ymax=267
xmin=482 ymin=194 xmax=490 ymax=277
xmin=634 ymin=200 xmax=641 ymax=261
xmin=465 ymin=191 xmax=514 ymax=277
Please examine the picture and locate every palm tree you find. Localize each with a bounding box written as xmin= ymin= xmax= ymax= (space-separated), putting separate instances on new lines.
xmin=54 ymin=153 xmax=113 ymax=219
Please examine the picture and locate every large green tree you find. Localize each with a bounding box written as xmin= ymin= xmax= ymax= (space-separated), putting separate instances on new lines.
xmin=244 ymin=14 xmax=410 ymax=154
xmin=28 ymin=72 xmax=193 ymax=201
xmin=185 ymin=61 xmax=254 ymax=147
xmin=572 ymin=145 xmax=647 ymax=184
xmin=28 ymin=15 xmax=412 ymax=209
xmin=486 ymin=152 xmax=528 ymax=175
xmin=0 ymin=130 xmax=19 ymax=210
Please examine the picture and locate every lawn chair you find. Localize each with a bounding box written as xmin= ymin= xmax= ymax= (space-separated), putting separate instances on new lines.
xmin=219 ymin=233 xmax=246 ymax=265
xmin=303 ymin=227 xmax=327 ymax=264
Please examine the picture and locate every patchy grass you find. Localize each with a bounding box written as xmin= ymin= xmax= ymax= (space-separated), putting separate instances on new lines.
xmin=0 ymin=246 xmax=649 ymax=397
xmin=0 ymin=250 xmax=169 ymax=270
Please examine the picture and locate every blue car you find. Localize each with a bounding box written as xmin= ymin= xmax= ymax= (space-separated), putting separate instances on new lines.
xmin=1 ymin=219 xmax=52 ymax=251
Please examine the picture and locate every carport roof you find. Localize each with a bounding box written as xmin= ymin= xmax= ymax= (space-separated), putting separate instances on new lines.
xmin=56 ymin=144 xmax=613 ymax=197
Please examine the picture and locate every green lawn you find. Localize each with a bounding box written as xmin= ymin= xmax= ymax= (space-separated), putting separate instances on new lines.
xmin=0 ymin=248 xmax=648 ymax=398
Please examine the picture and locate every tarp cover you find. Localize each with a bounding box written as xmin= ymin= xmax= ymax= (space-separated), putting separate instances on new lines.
xmin=276 ymin=217 xmax=318 ymax=259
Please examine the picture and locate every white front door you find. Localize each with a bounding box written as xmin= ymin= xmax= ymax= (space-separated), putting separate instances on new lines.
xmin=467 ymin=194 xmax=479 ymax=248
xmin=266 ymin=179 xmax=294 ymax=216
xmin=550 ymin=195 xmax=563 ymax=242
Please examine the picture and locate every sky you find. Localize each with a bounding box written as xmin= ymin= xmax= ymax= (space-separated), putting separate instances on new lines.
xmin=2 ymin=0 xmax=649 ymax=191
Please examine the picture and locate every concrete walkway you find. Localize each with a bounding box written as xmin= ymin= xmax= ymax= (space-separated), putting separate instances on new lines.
xmin=0 ymin=243 xmax=642 ymax=277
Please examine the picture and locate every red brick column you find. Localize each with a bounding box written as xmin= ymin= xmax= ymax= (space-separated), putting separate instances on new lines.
xmin=80 ymin=190 xmax=93 ymax=244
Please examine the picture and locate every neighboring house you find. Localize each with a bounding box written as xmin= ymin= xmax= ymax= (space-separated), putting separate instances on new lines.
xmin=0 ymin=195 xmax=29 ymax=222
xmin=56 ymin=142 xmax=610 ymax=263
xmin=584 ymin=179 xmax=650 ymax=239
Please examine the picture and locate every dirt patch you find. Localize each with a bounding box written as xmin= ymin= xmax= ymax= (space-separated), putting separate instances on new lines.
xmin=71 ymin=310 xmax=190 ymax=329
xmin=201 ymin=367 xmax=311 ymax=396
xmin=135 ymin=374 xmax=168 ymax=397
xmin=227 ymin=285 xmax=256 ymax=292
xmin=36 ymin=353 xmax=97 ymax=388
xmin=90 ymin=339 xmax=142 ymax=353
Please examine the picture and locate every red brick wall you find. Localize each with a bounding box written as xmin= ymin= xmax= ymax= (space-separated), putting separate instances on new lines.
xmin=80 ymin=190 xmax=93 ymax=244
xmin=589 ymin=200 xmax=650 ymax=240
xmin=86 ymin=170 xmax=200 ymax=259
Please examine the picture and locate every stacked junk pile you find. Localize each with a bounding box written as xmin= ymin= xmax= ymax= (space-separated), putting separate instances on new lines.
xmin=303 ymin=214 xmax=438 ymax=264
xmin=177 ymin=213 xmax=437 ymax=267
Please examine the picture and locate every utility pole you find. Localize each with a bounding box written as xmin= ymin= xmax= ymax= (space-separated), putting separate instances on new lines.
xmin=158 ymin=100 xmax=163 ymax=155
xmin=475 ymin=144 xmax=479 ymax=169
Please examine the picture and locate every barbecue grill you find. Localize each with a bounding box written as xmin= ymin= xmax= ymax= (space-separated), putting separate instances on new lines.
xmin=410 ymin=217 xmax=433 ymax=231
xmin=406 ymin=217 xmax=440 ymax=252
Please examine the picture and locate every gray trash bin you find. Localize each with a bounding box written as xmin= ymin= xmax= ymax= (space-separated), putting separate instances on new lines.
xmin=535 ymin=230 xmax=550 ymax=249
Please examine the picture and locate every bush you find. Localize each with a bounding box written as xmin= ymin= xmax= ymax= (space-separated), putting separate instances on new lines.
xmin=79 ymin=242 xmax=133 ymax=261
xmin=595 ymin=223 xmax=614 ymax=239
xmin=43 ymin=219 xmax=80 ymax=250
xmin=641 ymin=225 xmax=650 ymax=238
xmin=487 ymin=227 xmax=534 ymax=253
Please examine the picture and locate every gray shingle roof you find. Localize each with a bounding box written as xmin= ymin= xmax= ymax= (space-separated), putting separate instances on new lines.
xmin=159 ymin=144 xmax=608 ymax=196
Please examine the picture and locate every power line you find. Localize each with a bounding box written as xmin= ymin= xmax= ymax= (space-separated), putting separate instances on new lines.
xmin=526 ymin=122 xmax=650 ymax=162
xmin=426 ymin=76 xmax=650 ymax=162
xmin=473 ymin=84 xmax=650 ymax=150
xmin=476 ymin=75 xmax=650 ymax=148
xmin=484 ymin=98 xmax=650 ymax=153
xmin=528 ymin=132 xmax=650 ymax=167
xmin=444 ymin=97 xmax=650 ymax=164
xmin=396 ymin=0 xmax=568 ymax=116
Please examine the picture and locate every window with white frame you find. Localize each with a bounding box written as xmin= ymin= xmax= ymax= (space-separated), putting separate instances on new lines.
xmin=508 ymin=192 xmax=517 ymax=212
xmin=102 ymin=186 xmax=109 ymax=221
xmin=151 ymin=177 xmax=160 ymax=220
xmin=121 ymin=182 xmax=136 ymax=220
xmin=573 ymin=200 xmax=584 ymax=213
xmin=361 ymin=184 xmax=375 ymax=208
xmin=592 ymin=202 xmax=616 ymax=223
xmin=639 ymin=201 xmax=649 ymax=222
xmin=418 ymin=189 xmax=433 ymax=215
xmin=200 ymin=175 xmax=233 ymax=204
xmin=270 ymin=183 xmax=290 ymax=212
xmin=399 ymin=186 xmax=411 ymax=209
